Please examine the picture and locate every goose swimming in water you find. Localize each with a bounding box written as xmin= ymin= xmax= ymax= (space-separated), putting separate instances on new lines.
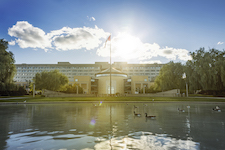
xmin=134 ymin=111 xmax=141 ymax=116
xmin=213 ymin=106 xmax=221 ymax=112
xmin=178 ymin=108 xmax=185 ymax=112
xmin=145 ymin=113 xmax=156 ymax=119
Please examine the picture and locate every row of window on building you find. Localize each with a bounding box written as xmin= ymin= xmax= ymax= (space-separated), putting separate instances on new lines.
xmin=16 ymin=66 xmax=161 ymax=70
xmin=16 ymin=70 xmax=100 ymax=73
xmin=16 ymin=70 xmax=159 ymax=73
xmin=122 ymin=66 xmax=161 ymax=69
xmin=16 ymin=66 xmax=100 ymax=69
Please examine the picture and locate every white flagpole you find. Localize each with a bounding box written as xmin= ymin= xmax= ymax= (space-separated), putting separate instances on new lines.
xmin=110 ymin=33 xmax=112 ymax=96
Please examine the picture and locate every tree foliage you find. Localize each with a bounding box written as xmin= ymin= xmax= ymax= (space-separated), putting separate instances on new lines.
xmin=154 ymin=61 xmax=185 ymax=91
xmin=33 ymin=70 xmax=68 ymax=91
xmin=0 ymin=39 xmax=16 ymax=91
xmin=62 ymin=84 xmax=83 ymax=94
xmin=185 ymin=48 xmax=225 ymax=91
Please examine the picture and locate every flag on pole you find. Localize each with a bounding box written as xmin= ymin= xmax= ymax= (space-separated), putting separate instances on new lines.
xmin=104 ymin=35 xmax=111 ymax=48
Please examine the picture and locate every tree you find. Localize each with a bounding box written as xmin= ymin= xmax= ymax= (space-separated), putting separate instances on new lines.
xmin=186 ymin=48 xmax=225 ymax=91
xmin=62 ymin=84 xmax=83 ymax=94
xmin=154 ymin=61 xmax=185 ymax=91
xmin=0 ymin=39 xmax=16 ymax=91
xmin=33 ymin=70 xmax=68 ymax=91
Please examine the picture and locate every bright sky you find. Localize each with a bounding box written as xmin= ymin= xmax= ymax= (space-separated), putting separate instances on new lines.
xmin=1 ymin=0 xmax=225 ymax=64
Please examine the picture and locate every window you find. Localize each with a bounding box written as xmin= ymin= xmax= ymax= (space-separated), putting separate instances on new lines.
xmin=144 ymin=79 xmax=147 ymax=81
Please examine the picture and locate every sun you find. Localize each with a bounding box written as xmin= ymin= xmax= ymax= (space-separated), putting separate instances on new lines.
xmin=112 ymin=33 xmax=143 ymax=60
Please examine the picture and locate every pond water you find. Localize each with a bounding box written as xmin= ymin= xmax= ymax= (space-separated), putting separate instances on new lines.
xmin=0 ymin=102 xmax=225 ymax=150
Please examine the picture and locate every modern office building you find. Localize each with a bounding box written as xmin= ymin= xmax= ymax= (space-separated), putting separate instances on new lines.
xmin=14 ymin=62 xmax=164 ymax=95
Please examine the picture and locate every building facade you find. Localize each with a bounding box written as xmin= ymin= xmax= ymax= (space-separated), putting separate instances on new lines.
xmin=14 ymin=62 xmax=164 ymax=95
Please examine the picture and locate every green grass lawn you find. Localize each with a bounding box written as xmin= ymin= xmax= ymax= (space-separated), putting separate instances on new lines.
xmin=1 ymin=95 xmax=225 ymax=103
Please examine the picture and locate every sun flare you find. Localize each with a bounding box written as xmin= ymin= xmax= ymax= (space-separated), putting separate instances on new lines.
xmin=112 ymin=33 xmax=143 ymax=60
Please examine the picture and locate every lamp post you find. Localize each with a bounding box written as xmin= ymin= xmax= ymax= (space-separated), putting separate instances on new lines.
xmin=182 ymin=73 xmax=188 ymax=97
xmin=33 ymin=83 xmax=35 ymax=97
xmin=143 ymin=85 xmax=146 ymax=94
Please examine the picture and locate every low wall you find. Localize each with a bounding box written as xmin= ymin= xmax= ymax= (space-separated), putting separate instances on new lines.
xmin=126 ymin=89 xmax=181 ymax=97
xmin=43 ymin=89 xmax=181 ymax=97
xmin=43 ymin=90 xmax=96 ymax=97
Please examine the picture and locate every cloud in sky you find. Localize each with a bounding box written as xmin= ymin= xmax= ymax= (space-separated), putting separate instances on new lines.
xmin=87 ymin=16 xmax=96 ymax=21
xmin=8 ymin=21 xmax=108 ymax=51
xmin=8 ymin=21 xmax=191 ymax=62
xmin=217 ymin=41 xmax=224 ymax=45
xmin=96 ymin=33 xmax=192 ymax=62
xmin=139 ymin=60 xmax=162 ymax=64
xmin=51 ymin=26 xmax=108 ymax=50
xmin=8 ymin=21 xmax=51 ymax=51
xmin=8 ymin=40 xmax=15 ymax=46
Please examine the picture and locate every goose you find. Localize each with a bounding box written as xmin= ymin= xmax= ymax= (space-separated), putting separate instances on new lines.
xmin=213 ymin=108 xmax=221 ymax=112
xmin=143 ymin=104 xmax=147 ymax=106
xmin=145 ymin=113 xmax=156 ymax=119
xmin=134 ymin=111 xmax=141 ymax=116
xmin=178 ymin=108 xmax=185 ymax=112
xmin=213 ymin=106 xmax=221 ymax=112
xmin=134 ymin=105 xmax=138 ymax=109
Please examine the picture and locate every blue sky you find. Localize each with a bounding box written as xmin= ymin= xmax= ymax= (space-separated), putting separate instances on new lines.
xmin=1 ymin=0 xmax=225 ymax=64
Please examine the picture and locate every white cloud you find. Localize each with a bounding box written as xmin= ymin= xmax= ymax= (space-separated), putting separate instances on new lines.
xmin=217 ymin=41 xmax=224 ymax=45
xmin=8 ymin=21 xmax=108 ymax=51
xmin=96 ymin=32 xmax=192 ymax=62
xmin=87 ymin=16 xmax=96 ymax=21
xmin=51 ymin=26 xmax=108 ymax=51
xmin=91 ymin=17 xmax=96 ymax=21
xmin=8 ymin=40 xmax=15 ymax=46
xmin=139 ymin=60 xmax=162 ymax=64
xmin=8 ymin=21 xmax=52 ymax=50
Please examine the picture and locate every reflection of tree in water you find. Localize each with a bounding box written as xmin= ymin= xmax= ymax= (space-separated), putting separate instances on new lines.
xmin=0 ymin=105 xmax=28 ymax=149
xmin=30 ymin=104 xmax=68 ymax=132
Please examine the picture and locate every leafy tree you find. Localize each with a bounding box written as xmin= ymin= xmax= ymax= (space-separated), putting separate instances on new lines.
xmin=62 ymin=84 xmax=83 ymax=94
xmin=0 ymin=39 xmax=16 ymax=91
xmin=186 ymin=48 xmax=225 ymax=91
xmin=154 ymin=61 xmax=185 ymax=91
xmin=33 ymin=70 xmax=68 ymax=91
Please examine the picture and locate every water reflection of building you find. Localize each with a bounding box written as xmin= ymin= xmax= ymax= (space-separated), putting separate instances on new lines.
xmin=14 ymin=62 xmax=163 ymax=95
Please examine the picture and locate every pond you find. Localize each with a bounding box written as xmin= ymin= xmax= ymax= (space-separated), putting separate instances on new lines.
xmin=0 ymin=102 xmax=224 ymax=150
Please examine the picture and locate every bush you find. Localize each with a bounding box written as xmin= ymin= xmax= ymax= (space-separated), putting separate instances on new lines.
xmin=199 ymin=90 xmax=225 ymax=97
xmin=0 ymin=86 xmax=27 ymax=96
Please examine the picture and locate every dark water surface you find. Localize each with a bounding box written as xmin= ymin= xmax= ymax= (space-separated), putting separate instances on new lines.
xmin=0 ymin=102 xmax=225 ymax=150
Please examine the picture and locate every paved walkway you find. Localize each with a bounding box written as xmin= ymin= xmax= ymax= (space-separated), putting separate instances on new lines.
xmin=192 ymin=97 xmax=225 ymax=99
xmin=0 ymin=97 xmax=29 ymax=100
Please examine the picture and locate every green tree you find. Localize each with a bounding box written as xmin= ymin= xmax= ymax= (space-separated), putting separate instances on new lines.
xmin=0 ymin=39 xmax=16 ymax=91
xmin=62 ymin=84 xmax=83 ymax=94
xmin=154 ymin=61 xmax=185 ymax=91
xmin=33 ymin=70 xmax=68 ymax=91
xmin=186 ymin=48 xmax=225 ymax=91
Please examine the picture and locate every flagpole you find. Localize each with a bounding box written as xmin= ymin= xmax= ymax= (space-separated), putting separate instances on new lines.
xmin=110 ymin=33 xmax=112 ymax=96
